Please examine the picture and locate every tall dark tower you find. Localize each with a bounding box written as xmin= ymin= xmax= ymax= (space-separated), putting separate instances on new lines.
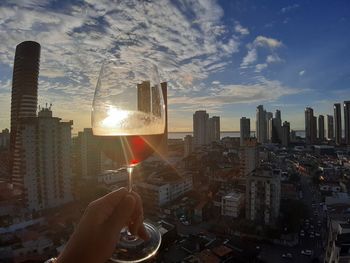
xmin=334 ymin=103 xmax=342 ymax=145
xmin=10 ymin=41 xmax=40 ymax=191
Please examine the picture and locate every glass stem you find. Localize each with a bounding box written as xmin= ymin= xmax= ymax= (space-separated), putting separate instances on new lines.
xmin=127 ymin=166 xmax=134 ymax=192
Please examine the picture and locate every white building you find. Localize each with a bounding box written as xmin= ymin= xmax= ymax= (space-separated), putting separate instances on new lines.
xmin=13 ymin=108 xmax=73 ymax=211
xmin=193 ymin=110 xmax=209 ymax=147
xmin=221 ymin=191 xmax=244 ymax=218
xmin=246 ymin=167 xmax=281 ymax=224
xmin=97 ymin=169 xmax=128 ymax=187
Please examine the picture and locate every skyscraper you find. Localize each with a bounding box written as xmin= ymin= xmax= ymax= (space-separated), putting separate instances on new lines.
xmin=256 ymin=105 xmax=267 ymax=144
xmin=240 ymin=117 xmax=251 ymax=146
xmin=193 ymin=110 xmax=209 ymax=146
xmin=275 ymin=109 xmax=282 ymax=141
xmin=305 ymin=107 xmax=316 ymax=144
xmin=266 ymin=112 xmax=273 ymax=142
xmin=208 ymin=116 xmax=220 ymax=143
xmin=137 ymin=81 xmax=151 ymax=113
xmin=281 ymin=121 xmax=290 ymax=147
xmin=159 ymin=82 xmax=168 ymax=155
xmin=327 ymin=115 xmax=334 ymax=140
xmin=184 ymin=135 xmax=193 ymax=157
xmin=318 ymin=115 xmax=325 ymax=141
xmin=10 ymin=41 xmax=41 ymax=192
xmin=334 ymin=103 xmax=342 ymax=145
xmin=344 ymin=101 xmax=350 ymax=145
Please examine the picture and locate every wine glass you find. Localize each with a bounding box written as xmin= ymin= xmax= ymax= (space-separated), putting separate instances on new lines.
xmin=91 ymin=56 xmax=165 ymax=262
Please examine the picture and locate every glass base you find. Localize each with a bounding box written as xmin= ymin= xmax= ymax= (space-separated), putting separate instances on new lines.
xmin=110 ymin=222 xmax=161 ymax=263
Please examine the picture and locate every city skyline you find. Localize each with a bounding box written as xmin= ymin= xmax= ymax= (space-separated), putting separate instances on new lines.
xmin=0 ymin=1 xmax=350 ymax=132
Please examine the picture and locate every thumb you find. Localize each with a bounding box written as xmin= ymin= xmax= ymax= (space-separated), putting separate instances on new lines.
xmin=108 ymin=194 xmax=136 ymax=233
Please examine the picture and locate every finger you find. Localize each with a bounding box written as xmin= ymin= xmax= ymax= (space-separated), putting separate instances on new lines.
xmin=108 ymin=194 xmax=136 ymax=233
xmin=137 ymin=223 xmax=150 ymax=241
xmin=93 ymin=187 xmax=128 ymax=210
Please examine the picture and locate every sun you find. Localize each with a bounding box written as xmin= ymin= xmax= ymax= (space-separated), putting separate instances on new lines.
xmin=102 ymin=106 xmax=129 ymax=128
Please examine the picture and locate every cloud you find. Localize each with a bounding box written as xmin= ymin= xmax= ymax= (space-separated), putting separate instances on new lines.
xmin=169 ymin=77 xmax=304 ymax=109
xmin=212 ymin=80 xmax=221 ymax=85
xmin=234 ymin=22 xmax=249 ymax=35
xmin=0 ymin=0 xmax=244 ymax=131
xmin=241 ymin=36 xmax=283 ymax=69
xmin=299 ymin=70 xmax=306 ymax=76
xmin=280 ymin=4 xmax=300 ymax=13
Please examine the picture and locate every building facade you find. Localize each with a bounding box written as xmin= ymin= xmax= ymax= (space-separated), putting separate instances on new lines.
xmin=14 ymin=108 xmax=73 ymax=211
xmin=221 ymin=191 xmax=244 ymax=218
xmin=184 ymin=135 xmax=193 ymax=157
xmin=208 ymin=116 xmax=220 ymax=143
xmin=305 ymin=107 xmax=316 ymax=144
xmin=240 ymin=117 xmax=250 ymax=146
xmin=281 ymin=121 xmax=290 ymax=147
xmin=344 ymin=101 xmax=350 ymax=145
xmin=10 ymin=41 xmax=41 ymax=193
xmin=327 ymin=115 xmax=334 ymax=140
xmin=239 ymin=138 xmax=258 ymax=177
xmin=318 ymin=115 xmax=325 ymax=141
xmin=256 ymin=105 xmax=267 ymax=144
xmin=246 ymin=167 xmax=281 ymax=224
xmin=334 ymin=103 xmax=342 ymax=145
xmin=193 ymin=110 xmax=209 ymax=147
xmin=0 ymin=129 xmax=10 ymax=149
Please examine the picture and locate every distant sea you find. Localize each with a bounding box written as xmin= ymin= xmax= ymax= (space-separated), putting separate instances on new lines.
xmin=168 ymin=131 xmax=306 ymax=140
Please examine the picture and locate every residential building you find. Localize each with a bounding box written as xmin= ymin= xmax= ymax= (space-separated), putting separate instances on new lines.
xmin=271 ymin=118 xmax=281 ymax=144
xmin=12 ymin=107 xmax=73 ymax=211
xmin=193 ymin=110 xmax=209 ymax=147
xmin=275 ymin=109 xmax=282 ymax=141
xmin=334 ymin=103 xmax=342 ymax=145
xmin=256 ymin=105 xmax=267 ymax=144
xmin=344 ymin=101 xmax=350 ymax=145
xmin=240 ymin=117 xmax=250 ymax=146
xmin=281 ymin=121 xmax=290 ymax=147
xmin=221 ymin=191 xmax=244 ymax=218
xmin=318 ymin=115 xmax=325 ymax=141
xmin=208 ymin=116 xmax=220 ymax=143
xmin=137 ymin=170 xmax=193 ymax=215
xmin=327 ymin=114 xmax=334 ymax=140
xmin=246 ymin=167 xmax=281 ymax=224
xmin=10 ymin=41 xmax=41 ymax=192
xmin=239 ymin=138 xmax=258 ymax=177
xmin=73 ymin=128 xmax=101 ymax=179
xmin=305 ymin=107 xmax=316 ymax=144
xmin=184 ymin=135 xmax=193 ymax=157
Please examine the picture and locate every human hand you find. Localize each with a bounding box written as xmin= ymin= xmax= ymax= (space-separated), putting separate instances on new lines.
xmin=57 ymin=188 xmax=148 ymax=263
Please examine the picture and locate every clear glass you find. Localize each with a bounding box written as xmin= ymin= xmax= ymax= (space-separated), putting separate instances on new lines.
xmin=91 ymin=57 xmax=165 ymax=262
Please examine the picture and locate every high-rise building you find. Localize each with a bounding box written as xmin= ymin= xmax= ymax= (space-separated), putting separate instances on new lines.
xmin=208 ymin=116 xmax=220 ymax=143
xmin=271 ymin=118 xmax=281 ymax=144
xmin=312 ymin=116 xmax=317 ymax=142
xmin=10 ymin=41 xmax=40 ymax=151
xmin=334 ymin=103 xmax=342 ymax=145
xmin=256 ymin=105 xmax=267 ymax=144
xmin=327 ymin=115 xmax=334 ymax=140
xmin=137 ymin=81 xmax=151 ymax=113
xmin=318 ymin=115 xmax=325 ymax=141
xmin=193 ymin=110 xmax=209 ymax=146
xmin=281 ymin=121 xmax=290 ymax=147
xmin=246 ymin=167 xmax=281 ymax=224
xmin=13 ymin=108 xmax=73 ymax=210
xmin=73 ymin=128 xmax=101 ymax=179
xmin=266 ymin=112 xmax=273 ymax=142
xmin=10 ymin=41 xmax=41 ymax=191
xmin=305 ymin=107 xmax=316 ymax=144
xmin=184 ymin=135 xmax=193 ymax=157
xmin=239 ymin=138 xmax=258 ymax=177
xmin=159 ymin=82 xmax=168 ymax=155
xmin=344 ymin=101 xmax=350 ymax=145
xmin=240 ymin=117 xmax=250 ymax=146
xmin=275 ymin=110 xmax=282 ymax=141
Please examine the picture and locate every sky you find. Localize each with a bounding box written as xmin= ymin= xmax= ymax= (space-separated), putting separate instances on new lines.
xmin=0 ymin=0 xmax=349 ymax=133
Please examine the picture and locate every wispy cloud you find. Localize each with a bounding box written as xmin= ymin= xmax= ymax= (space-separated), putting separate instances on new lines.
xmin=234 ymin=22 xmax=249 ymax=35
xmin=280 ymin=4 xmax=300 ymax=14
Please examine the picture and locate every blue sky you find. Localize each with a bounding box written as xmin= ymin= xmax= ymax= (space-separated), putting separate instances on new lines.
xmin=0 ymin=0 xmax=349 ymax=132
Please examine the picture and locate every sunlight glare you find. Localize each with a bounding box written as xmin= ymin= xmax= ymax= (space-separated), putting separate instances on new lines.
xmin=102 ymin=106 xmax=129 ymax=128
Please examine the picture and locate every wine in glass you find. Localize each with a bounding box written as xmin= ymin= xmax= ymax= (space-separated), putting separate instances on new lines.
xmin=91 ymin=57 xmax=165 ymax=262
